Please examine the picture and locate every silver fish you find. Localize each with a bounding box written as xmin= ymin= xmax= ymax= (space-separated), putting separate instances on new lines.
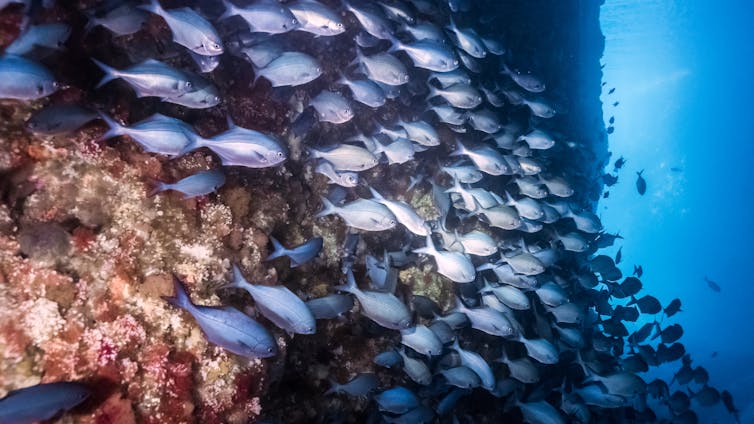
xmin=26 ymin=104 xmax=99 ymax=135
xmin=141 ymin=0 xmax=223 ymax=55
xmin=310 ymin=91 xmax=354 ymax=124
xmin=188 ymin=50 xmax=221 ymax=73
xmin=288 ymin=0 xmax=344 ymax=36
xmin=398 ymin=349 xmax=432 ymax=385
xmin=352 ymin=48 xmax=409 ymax=86
xmin=426 ymin=84 xmax=482 ymax=109
xmin=164 ymin=77 xmax=221 ymax=109
xmin=93 ymin=58 xmax=193 ymax=98
xmin=517 ymin=129 xmax=555 ymax=150
xmin=336 ymin=74 xmax=386 ymax=107
xmin=99 ymin=113 xmax=195 ymax=156
xmin=85 ymin=4 xmax=148 ymax=36
xmin=314 ymin=161 xmax=359 ymax=187
xmin=400 ymin=325 xmax=443 ymax=356
xmin=427 ymin=69 xmax=471 ymax=88
xmin=454 ymin=298 xmax=515 ymax=337
xmin=0 ymin=55 xmax=58 ymax=100
xmin=306 ymin=294 xmax=354 ymax=319
xmin=372 ymin=138 xmax=415 ymax=165
xmin=369 ymin=187 xmax=428 ymax=235
xmin=502 ymin=63 xmax=546 ymax=93
xmin=446 ymin=17 xmax=486 ymax=58
xmin=450 ymin=140 xmax=508 ymax=175
xmin=343 ymin=0 xmax=393 ymax=40
xmin=441 ymin=164 xmax=483 ymax=184
xmin=220 ymin=0 xmax=299 ymax=34
xmin=450 ymin=339 xmax=495 ymax=390
xmin=183 ymin=119 xmax=286 ymax=168
xmin=240 ymin=40 xmax=283 ymax=67
xmin=413 ymin=234 xmax=475 ymax=283
xmin=316 ymin=197 xmax=396 ymax=231
xmin=226 ymin=265 xmax=316 ymax=334
xmin=253 ymin=51 xmax=322 ymax=87
xmin=390 ymin=38 xmax=458 ymax=72
xmin=429 ymin=104 xmax=467 ymax=125
xmin=266 ymin=236 xmax=323 ymax=268
xmin=151 ymin=169 xmax=225 ymax=199
xmin=399 ymin=119 xmax=440 ymax=146
xmin=467 ymin=108 xmax=503 ymax=134
xmin=401 ymin=20 xmax=445 ymax=43
xmin=440 ymin=366 xmax=482 ymax=389
xmin=5 ymin=23 xmax=71 ymax=55
xmin=335 ymin=269 xmax=411 ymax=330
xmin=308 ymin=144 xmax=378 ymax=171
xmin=325 ymin=373 xmax=378 ymax=397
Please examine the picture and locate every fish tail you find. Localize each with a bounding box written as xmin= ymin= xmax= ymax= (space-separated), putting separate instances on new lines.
xmin=315 ymin=196 xmax=337 ymax=218
xmin=368 ymin=186 xmax=383 ymax=200
xmin=83 ymin=11 xmax=97 ymax=35
xmin=265 ymin=236 xmax=287 ymax=261
xmin=323 ymin=380 xmax=339 ymax=396
xmin=139 ymin=0 xmax=164 ymax=15
xmin=178 ymin=134 xmax=206 ymax=156
xmin=413 ymin=234 xmax=437 ymax=256
xmin=386 ymin=34 xmax=402 ymax=54
xmin=449 ymin=139 xmax=467 ymax=157
xmin=162 ymin=275 xmax=192 ymax=310
xmin=218 ymin=0 xmax=237 ymax=20
xmin=96 ymin=112 xmax=125 ymax=141
xmin=334 ymin=269 xmax=357 ymax=294
xmin=92 ymin=58 xmax=119 ymax=88
xmin=637 ymin=169 xmax=644 ymax=176
xmin=147 ymin=179 xmax=168 ymax=197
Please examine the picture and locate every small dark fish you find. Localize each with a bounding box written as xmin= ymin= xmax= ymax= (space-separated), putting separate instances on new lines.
xmin=635 ymin=170 xmax=646 ymax=195
xmin=670 ymin=167 xmax=683 ymax=173
xmin=704 ymin=276 xmax=720 ymax=292
xmin=266 ymin=236 xmax=323 ymax=268
xmin=603 ymin=191 xmax=609 ymax=198
xmin=614 ymin=156 xmax=626 ymax=169
xmin=628 ymin=322 xmax=655 ymax=345
xmin=374 ymin=350 xmax=403 ymax=368
xmin=608 ymin=87 xmax=615 ymax=94
xmin=595 ymin=231 xmax=623 ymax=248
xmin=411 ymin=295 xmax=441 ymax=319
xmin=609 ymin=116 xmax=615 ymax=124
xmin=629 ymin=295 xmax=661 ymax=314
xmin=613 ymin=305 xmax=639 ymax=322
xmin=326 ymin=373 xmax=378 ymax=397
xmin=619 ymin=277 xmax=642 ymax=297
xmin=612 ymin=101 xmax=619 ymax=107
xmin=664 ymin=298 xmax=681 ymax=317
xmin=657 ymin=343 xmax=685 ymax=363
xmin=150 ymin=169 xmax=225 ymax=199
xmin=721 ymin=390 xmax=739 ymax=422
xmin=26 ymin=104 xmax=99 ymax=135
xmin=602 ymin=173 xmax=618 ymax=187
xmin=615 ymin=246 xmax=623 ymax=264
xmin=633 ymin=264 xmax=643 ymax=278
xmin=711 ymin=351 xmax=718 ymax=358
xmin=0 ymin=382 xmax=90 ymax=424
xmin=606 ymin=126 xmax=614 ymax=134
xmin=689 ymin=385 xmax=720 ymax=406
xmin=374 ymin=386 xmax=419 ymax=414
xmin=692 ymin=366 xmax=708 ymax=385
xmin=656 ymin=324 xmax=683 ymax=344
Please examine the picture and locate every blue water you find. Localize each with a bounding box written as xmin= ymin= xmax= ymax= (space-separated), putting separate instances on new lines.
xmin=600 ymin=0 xmax=754 ymax=421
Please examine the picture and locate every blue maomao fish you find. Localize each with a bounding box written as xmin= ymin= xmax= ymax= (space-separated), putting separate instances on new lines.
xmin=308 ymin=144 xmax=378 ymax=171
xmin=513 ymin=176 xmax=548 ymax=199
xmin=314 ymin=160 xmax=359 ymax=187
xmin=336 ymin=74 xmax=386 ymax=107
xmin=225 ymin=265 xmax=316 ymax=335
xmin=151 ymin=169 xmax=225 ymax=199
xmin=325 ymin=373 xmax=378 ymax=397
xmin=450 ymin=140 xmax=508 ymax=175
xmin=401 ymin=20 xmax=445 ymax=43
xmin=372 ymin=137 xmax=416 ymax=164
xmin=369 ymin=187 xmax=428 ymax=236
xmin=454 ymin=230 xmax=497 ymax=256
xmin=426 ymin=84 xmax=482 ymax=109
xmin=164 ymin=276 xmax=277 ymax=357
xmin=496 ymin=352 xmax=539 ymax=384
xmin=538 ymin=175 xmax=573 ymax=197
xmin=164 ymin=76 xmax=221 ymax=109
xmin=429 ymin=104 xmax=467 ymax=125
xmin=504 ymin=192 xmax=544 ymax=220
xmin=516 ymin=335 xmax=559 ymax=364
xmin=26 ymin=104 xmax=99 ymax=135
xmin=310 ymin=91 xmax=354 ymax=124
xmin=428 ymin=69 xmax=472 ymax=88
xmin=335 ymin=269 xmax=411 ymax=330
xmin=467 ymin=109 xmax=502 ymax=134
xmin=220 ymin=0 xmax=299 ymax=34
xmin=0 ymin=54 xmax=58 ymax=100
xmin=397 ymin=349 xmax=432 ymax=385
xmin=400 ymin=325 xmax=443 ymax=356
xmin=516 ymin=400 xmax=565 ymax=424
xmin=481 ymin=36 xmax=506 ymax=55
xmin=181 ymin=119 xmax=287 ymax=168
xmin=389 ymin=38 xmax=458 ymax=72
xmin=534 ymin=281 xmax=569 ymax=307
xmin=518 ymin=128 xmax=555 ymax=150
xmin=343 ymin=0 xmax=393 ymax=40
xmin=351 ymin=48 xmax=409 ymax=86
xmin=266 ymin=236 xmax=323 ymax=268
xmin=366 ymin=251 xmax=398 ymax=293
xmin=383 ymin=405 xmax=435 ymax=424
xmin=99 ymin=113 xmax=195 ymax=156
xmin=483 ymin=281 xmax=530 ymax=310
xmin=379 ymin=1 xmax=414 ymax=24
xmin=439 ymin=366 xmax=482 ymax=389
xmin=441 ymin=164 xmax=482 ymax=184
xmin=375 ymin=386 xmax=419 ymax=414
xmin=305 ymin=294 xmax=354 ymax=319
xmin=239 ymin=40 xmax=283 ymax=67
xmin=84 ymin=4 xmax=148 ymax=36
xmin=450 ymin=339 xmax=495 ymax=390
xmin=252 ymin=51 xmax=322 ymax=87
xmin=0 ymin=382 xmax=90 ymax=424
xmin=5 ymin=23 xmax=71 ymax=55
xmin=317 ymin=197 xmax=396 ymax=231
xmin=288 ymin=0 xmax=344 ymax=36
xmin=93 ymin=58 xmax=194 ymax=98
xmin=414 ymin=234 xmax=475 ymax=283
xmin=141 ymin=0 xmax=223 ymax=55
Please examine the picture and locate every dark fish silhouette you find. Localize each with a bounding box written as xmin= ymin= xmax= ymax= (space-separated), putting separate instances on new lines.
xmin=614 ymin=156 xmax=626 ymax=169
xmin=612 ymin=101 xmax=619 ymax=107
xmin=615 ymin=246 xmax=623 ymax=264
xmin=603 ymin=190 xmax=610 ymax=198
xmin=721 ymin=390 xmax=740 ymax=423
xmin=636 ymin=170 xmax=646 ymax=195
xmin=0 ymin=382 xmax=90 ymax=424
xmin=633 ymin=264 xmax=643 ymax=277
xmin=629 ymin=295 xmax=661 ymax=314
xmin=609 ymin=116 xmax=615 ymax=124
xmin=671 ymin=167 xmax=683 ymax=172
xmin=603 ymin=173 xmax=618 ymax=186
xmin=704 ymin=276 xmax=721 ymax=292
xmin=606 ymin=126 xmax=614 ymax=134
xmin=608 ymin=87 xmax=615 ymax=94
xmin=664 ymin=298 xmax=682 ymax=317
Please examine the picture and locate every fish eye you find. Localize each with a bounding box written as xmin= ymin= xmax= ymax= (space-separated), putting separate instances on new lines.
xmin=453 ymin=59 xmax=459 ymax=65
xmin=337 ymin=22 xmax=344 ymax=28
xmin=292 ymin=18 xmax=298 ymax=25
xmin=267 ymin=347 xmax=273 ymax=352
xmin=186 ymin=81 xmax=193 ymax=88
xmin=213 ymin=43 xmax=220 ymax=50
xmin=276 ymin=151 xmax=284 ymax=158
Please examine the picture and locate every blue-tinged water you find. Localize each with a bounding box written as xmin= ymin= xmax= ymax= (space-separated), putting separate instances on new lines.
xmin=600 ymin=0 xmax=754 ymax=421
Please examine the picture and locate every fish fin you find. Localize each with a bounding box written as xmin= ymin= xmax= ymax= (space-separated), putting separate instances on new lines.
xmin=96 ymin=112 xmax=125 ymax=141
xmin=368 ymin=186 xmax=383 ymax=200
xmin=413 ymin=234 xmax=437 ymax=256
xmin=265 ymin=236 xmax=288 ymax=261
xmin=218 ymin=0 xmax=238 ymax=20
xmin=449 ymin=139 xmax=467 ymax=157
xmin=178 ymin=134 xmax=206 ymax=156
xmin=83 ymin=12 xmax=97 ymax=35
xmin=162 ymin=275 xmax=192 ymax=310
xmin=323 ymin=379 xmax=339 ymax=396
xmin=637 ymin=169 xmax=644 ymax=176
xmin=92 ymin=58 xmax=119 ymax=88
xmin=139 ymin=0 xmax=164 ymax=15
xmin=315 ymin=196 xmax=337 ymax=218
xmin=334 ymin=268 xmax=357 ymax=294
xmin=386 ymin=35 xmax=402 ymax=54
xmin=225 ymin=114 xmax=237 ymax=130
